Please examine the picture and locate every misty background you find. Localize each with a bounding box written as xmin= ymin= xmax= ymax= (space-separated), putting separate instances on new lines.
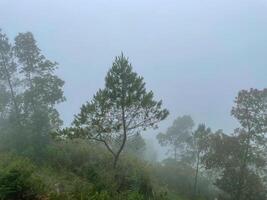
xmin=1 ymin=0 xmax=267 ymax=159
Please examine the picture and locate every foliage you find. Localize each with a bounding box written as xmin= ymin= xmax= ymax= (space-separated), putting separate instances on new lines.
xmin=157 ymin=115 xmax=194 ymax=160
xmin=157 ymin=116 xmax=213 ymax=199
xmin=0 ymin=30 xmax=65 ymax=160
xmin=58 ymin=53 xmax=168 ymax=168
xmin=203 ymin=130 xmax=267 ymax=200
xmin=37 ymin=140 xmax=162 ymax=199
xmin=1 ymin=29 xmax=267 ymax=200
xmin=125 ymin=133 xmax=146 ymax=158
xmin=231 ymin=88 xmax=267 ymax=200
xmin=0 ymin=154 xmax=45 ymax=200
xmin=152 ymin=158 xmax=217 ymax=200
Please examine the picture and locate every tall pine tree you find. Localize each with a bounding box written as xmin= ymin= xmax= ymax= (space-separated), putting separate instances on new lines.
xmin=61 ymin=53 xmax=169 ymax=168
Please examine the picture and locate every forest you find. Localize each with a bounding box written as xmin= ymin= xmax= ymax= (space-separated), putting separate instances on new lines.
xmin=0 ymin=30 xmax=266 ymax=200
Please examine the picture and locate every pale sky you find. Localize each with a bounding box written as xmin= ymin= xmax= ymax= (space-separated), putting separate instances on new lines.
xmin=1 ymin=0 xmax=267 ymax=157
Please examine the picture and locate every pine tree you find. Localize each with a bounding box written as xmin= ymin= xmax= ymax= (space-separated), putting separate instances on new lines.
xmin=62 ymin=53 xmax=169 ymax=168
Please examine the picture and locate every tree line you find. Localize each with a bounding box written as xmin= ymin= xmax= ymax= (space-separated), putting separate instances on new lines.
xmin=0 ymin=29 xmax=266 ymax=200
xmin=157 ymin=89 xmax=267 ymax=200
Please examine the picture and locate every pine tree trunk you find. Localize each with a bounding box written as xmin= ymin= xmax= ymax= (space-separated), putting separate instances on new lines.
xmin=194 ymin=151 xmax=200 ymax=199
xmin=174 ymin=146 xmax=177 ymax=161
xmin=113 ymin=105 xmax=127 ymax=169
xmin=235 ymin=122 xmax=251 ymax=200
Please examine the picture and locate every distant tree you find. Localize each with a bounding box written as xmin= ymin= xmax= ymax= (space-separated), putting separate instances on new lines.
xmin=203 ymin=130 xmax=266 ymax=200
xmin=157 ymin=115 xmax=194 ymax=161
xmin=231 ymin=88 xmax=267 ymax=200
xmin=0 ymin=30 xmax=20 ymax=124
xmin=157 ymin=117 xmax=213 ymax=199
xmin=192 ymin=124 xmax=211 ymax=198
xmin=0 ymin=30 xmax=65 ymax=157
xmin=143 ymin=140 xmax=158 ymax=163
xmin=60 ymin=54 xmax=168 ymax=168
xmin=125 ymin=133 xmax=146 ymax=158
xmin=14 ymin=32 xmax=65 ymax=132
xmin=154 ymin=158 xmax=217 ymax=200
xmin=201 ymin=88 xmax=267 ymax=200
xmin=0 ymin=85 xmax=10 ymax=122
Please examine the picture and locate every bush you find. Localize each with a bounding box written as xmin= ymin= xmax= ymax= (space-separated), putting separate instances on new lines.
xmin=44 ymin=140 xmax=155 ymax=198
xmin=0 ymin=154 xmax=44 ymax=200
xmin=0 ymin=142 xmax=199 ymax=200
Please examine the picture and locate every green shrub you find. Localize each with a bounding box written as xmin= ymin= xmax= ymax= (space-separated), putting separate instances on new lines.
xmin=127 ymin=191 xmax=144 ymax=200
xmin=0 ymin=154 xmax=44 ymax=200
xmin=90 ymin=191 xmax=110 ymax=200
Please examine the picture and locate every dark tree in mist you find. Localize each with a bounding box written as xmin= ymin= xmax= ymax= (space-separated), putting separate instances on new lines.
xmin=157 ymin=117 xmax=212 ymax=199
xmin=157 ymin=115 xmax=194 ymax=161
xmin=202 ymin=88 xmax=267 ymax=200
xmin=203 ymin=130 xmax=266 ymax=200
xmin=231 ymin=88 xmax=267 ymax=200
xmin=0 ymin=30 xmax=20 ymax=124
xmin=192 ymin=124 xmax=211 ymax=198
xmin=125 ymin=133 xmax=146 ymax=158
xmin=61 ymin=54 xmax=168 ymax=168
xmin=0 ymin=30 xmax=65 ymax=157
xmin=14 ymin=32 xmax=65 ymax=131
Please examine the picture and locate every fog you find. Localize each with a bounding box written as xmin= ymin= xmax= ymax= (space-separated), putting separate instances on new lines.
xmin=1 ymin=1 xmax=267 ymax=199
xmin=1 ymin=0 xmax=267 ymax=158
